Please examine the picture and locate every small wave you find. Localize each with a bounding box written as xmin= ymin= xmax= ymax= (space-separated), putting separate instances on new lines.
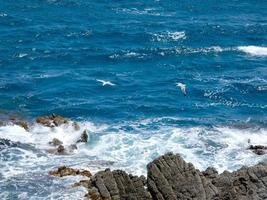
xmin=0 ymin=12 xmax=7 ymax=17
xmin=17 ymin=53 xmax=28 ymax=58
xmin=237 ymin=46 xmax=267 ymax=56
xmin=153 ymin=31 xmax=186 ymax=42
xmin=114 ymin=8 xmax=162 ymax=16
xmin=257 ymin=85 xmax=267 ymax=91
xmin=109 ymin=51 xmax=146 ymax=59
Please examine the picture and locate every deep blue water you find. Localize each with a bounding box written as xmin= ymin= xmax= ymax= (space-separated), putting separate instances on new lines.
xmin=0 ymin=0 xmax=267 ymax=199
xmin=0 ymin=0 xmax=266 ymax=124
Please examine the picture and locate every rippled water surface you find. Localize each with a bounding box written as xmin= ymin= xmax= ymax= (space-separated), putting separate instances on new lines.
xmin=0 ymin=0 xmax=267 ymax=199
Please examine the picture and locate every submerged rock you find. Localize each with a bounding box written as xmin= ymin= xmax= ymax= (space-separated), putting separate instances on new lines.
xmin=49 ymin=166 xmax=92 ymax=177
xmin=46 ymin=144 xmax=78 ymax=155
xmin=49 ymin=138 xmax=63 ymax=146
xmin=80 ymin=153 xmax=267 ymax=200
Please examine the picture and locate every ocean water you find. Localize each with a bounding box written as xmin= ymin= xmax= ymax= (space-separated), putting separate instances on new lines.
xmin=0 ymin=0 xmax=267 ymax=199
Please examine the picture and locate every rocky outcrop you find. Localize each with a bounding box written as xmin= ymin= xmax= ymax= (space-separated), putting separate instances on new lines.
xmin=49 ymin=166 xmax=92 ymax=177
xmin=79 ymin=153 xmax=267 ymax=200
xmin=77 ymin=130 xmax=88 ymax=143
xmin=86 ymin=169 xmax=152 ymax=200
xmin=147 ymin=153 xmax=218 ymax=200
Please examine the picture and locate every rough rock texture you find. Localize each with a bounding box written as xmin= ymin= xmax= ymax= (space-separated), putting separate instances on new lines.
xmin=147 ymin=153 xmax=218 ymax=200
xmin=49 ymin=166 xmax=92 ymax=177
xmin=87 ymin=169 xmax=152 ymax=200
xmin=82 ymin=153 xmax=267 ymax=200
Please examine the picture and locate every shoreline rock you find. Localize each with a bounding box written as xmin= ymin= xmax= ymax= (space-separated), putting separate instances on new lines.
xmin=73 ymin=153 xmax=267 ymax=200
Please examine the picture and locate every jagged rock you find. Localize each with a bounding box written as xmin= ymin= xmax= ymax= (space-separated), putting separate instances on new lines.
xmin=248 ymin=145 xmax=267 ymax=155
xmin=81 ymin=153 xmax=267 ymax=200
xmin=77 ymin=130 xmax=88 ymax=143
xmin=49 ymin=138 xmax=63 ymax=146
xmin=147 ymin=153 xmax=219 ymax=200
xmin=36 ymin=114 xmax=68 ymax=127
xmin=49 ymin=166 xmax=91 ymax=177
xmin=87 ymin=169 xmax=152 ymax=200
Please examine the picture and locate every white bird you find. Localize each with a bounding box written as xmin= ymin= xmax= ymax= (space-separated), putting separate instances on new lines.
xmin=97 ymin=79 xmax=115 ymax=86
xmin=176 ymin=82 xmax=187 ymax=96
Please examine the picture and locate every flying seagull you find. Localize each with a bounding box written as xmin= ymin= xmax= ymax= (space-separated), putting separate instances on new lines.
xmin=97 ymin=79 xmax=115 ymax=86
xmin=176 ymin=82 xmax=186 ymax=96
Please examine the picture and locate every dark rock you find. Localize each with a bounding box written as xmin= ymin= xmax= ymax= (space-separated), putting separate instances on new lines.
xmin=77 ymin=130 xmax=88 ymax=143
xmin=36 ymin=114 xmax=68 ymax=127
xmin=248 ymin=145 xmax=267 ymax=155
xmin=57 ymin=145 xmax=65 ymax=154
xmin=81 ymin=153 xmax=267 ymax=200
xmin=49 ymin=138 xmax=63 ymax=146
xmin=87 ymin=169 xmax=152 ymax=200
xmin=147 ymin=153 xmax=219 ymax=200
xmin=49 ymin=166 xmax=92 ymax=177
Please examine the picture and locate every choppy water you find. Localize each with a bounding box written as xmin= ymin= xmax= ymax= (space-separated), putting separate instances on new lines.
xmin=0 ymin=0 xmax=267 ymax=199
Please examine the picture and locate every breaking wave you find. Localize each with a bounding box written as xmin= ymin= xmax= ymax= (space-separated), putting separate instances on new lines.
xmin=237 ymin=46 xmax=267 ymax=56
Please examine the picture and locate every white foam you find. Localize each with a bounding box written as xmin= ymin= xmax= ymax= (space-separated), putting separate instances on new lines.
xmin=153 ymin=31 xmax=186 ymax=42
xmin=237 ymin=46 xmax=267 ymax=56
xmin=0 ymin=119 xmax=266 ymax=178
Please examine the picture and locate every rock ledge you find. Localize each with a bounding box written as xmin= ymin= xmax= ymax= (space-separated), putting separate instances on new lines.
xmin=79 ymin=153 xmax=267 ymax=200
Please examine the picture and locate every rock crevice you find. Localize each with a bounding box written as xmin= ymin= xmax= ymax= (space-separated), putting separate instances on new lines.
xmin=81 ymin=153 xmax=267 ymax=200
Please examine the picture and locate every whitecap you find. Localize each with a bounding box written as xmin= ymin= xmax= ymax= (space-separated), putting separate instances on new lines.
xmin=17 ymin=53 xmax=28 ymax=58
xmin=237 ymin=46 xmax=267 ymax=56
xmin=153 ymin=31 xmax=186 ymax=42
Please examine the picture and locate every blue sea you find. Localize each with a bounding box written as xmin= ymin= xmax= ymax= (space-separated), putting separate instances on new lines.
xmin=0 ymin=0 xmax=267 ymax=199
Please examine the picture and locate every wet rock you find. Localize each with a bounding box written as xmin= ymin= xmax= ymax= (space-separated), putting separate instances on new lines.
xmin=9 ymin=117 xmax=29 ymax=131
xmin=57 ymin=145 xmax=65 ymax=154
xmin=77 ymin=130 xmax=88 ymax=143
xmin=46 ymin=144 xmax=78 ymax=155
xmin=82 ymin=153 xmax=267 ymax=200
xmin=248 ymin=145 xmax=267 ymax=155
xmin=49 ymin=138 xmax=63 ymax=146
xmin=49 ymin=166 xmax=92 ymax=177
xmin=36 ymin=114 xmax=68 ymax=127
